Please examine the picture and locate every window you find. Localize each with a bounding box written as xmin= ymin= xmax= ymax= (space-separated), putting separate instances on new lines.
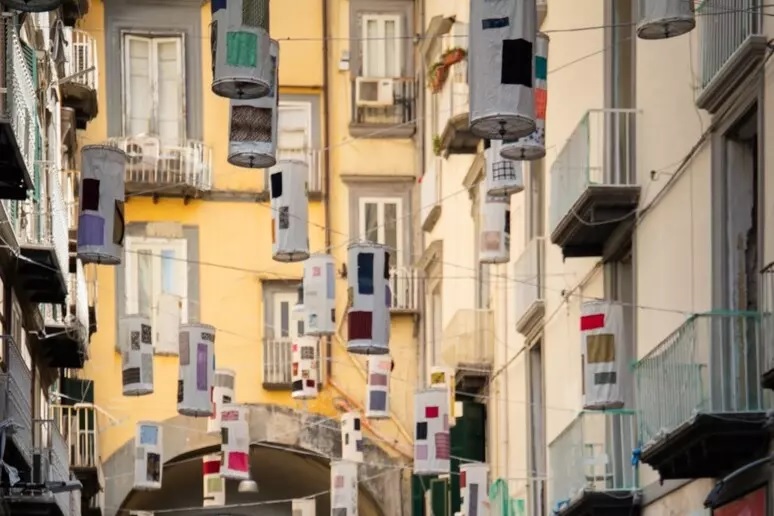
xmin=122 ymin=34 xmax=185 ymax=144
xmin=277 ymin=101 xmax=313 ymax=163
xmin=358 ymin=197 xmax=402 ymax=268
xmin=361 ymin=14 xmax=402 ymax=77
xmin=271 ymin=291 xmax=303 ymax=340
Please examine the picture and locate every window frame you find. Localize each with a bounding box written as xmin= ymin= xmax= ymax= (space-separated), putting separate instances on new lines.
xmin=358 ymin=196 xmax=404 ymax=268
xmin=276 ymin=100 xmax=313 ymax=160
xmin=360 ymin=13 xmax=403 ymax=77
xmin=271 ymin=290 xmax=303 ymax=340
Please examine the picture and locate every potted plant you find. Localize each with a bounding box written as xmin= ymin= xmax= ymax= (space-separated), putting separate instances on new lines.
xmin=428 ymin=62 xmax=449 ymax=93
xmin=442 ymin=47 xmax=467 ymax=66
xmin=432 ymin=134 xmax=442 ymax=156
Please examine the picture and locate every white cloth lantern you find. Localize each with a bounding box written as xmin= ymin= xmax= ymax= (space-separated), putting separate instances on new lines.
xmin=501 ymin=32 xmax=549 ymax=161
xmin=120 ymin=315 xmax=154 ymax=396
xmin=365 ymin=355 xmax=392 ymax=419
xmin=469 ymin=0 xmax=536 ymax=140
xmin=303 ymin=254 xmax=336 ymax=336
xmin=177 ymin=323 xmax=216 ymax=417
xmin=134 ymin=422 xmax=162 ymax=490
xmin=429 ymin=366 xmax=457 ymax=426
xmin=227 ymin=39 xmax=279 ymax=168
xmin=581 ymin=300 xmax=625 ymax=410
xmin=479 ymin=188 xmax=511 ymax=264
xmin=340 ymin=412 xmax=364 ymax=463
xmin=460 ymin=463 xmax=490 ymax=516
xmin=346 ymin=242 xmax=391 ymax=354
xmin=210 ymin=0 xmax=272 ymax=99
xmin=207 ymin=369 xmax=236 ymax=434
xmin=485 ymin=140 xmax=524 ymax=195
xmin=203 ymin=454 xmax=226 ymax=507
xmin=220 ymin=404 xmax=251 ymax=480
xmin=637 ymin=0 xmax=695 ymax=40
xmin=292 ymin=498 xmax=316 ymax=516
xmin=270 ymin=160 xmax=310 ymax=262
xmin=330 ymin=460 xmax=358 ymax=516
xmin=413 ymin=389 xmax=450 ymax=475
xmin=291 ymin=336 xmax=319 ymax=399
xmin=77 ymin=145 xmax=127 ymax=265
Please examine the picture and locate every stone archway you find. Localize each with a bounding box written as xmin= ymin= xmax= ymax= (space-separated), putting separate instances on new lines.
xmin=102 ymin=404 xmax=409 ymax=515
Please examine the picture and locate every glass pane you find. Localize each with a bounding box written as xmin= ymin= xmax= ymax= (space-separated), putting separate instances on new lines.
xmin=161 ymin=249 xmax=175 ymax=294
xmin=128 ymin=39 xmax=151 ymax=135
xmin=364 ymin=202 xmax=378 ymax=242
xmin=384 ymin=202 xmax=398 ymax=267
xmin=280 ymin=301 xmax=289 ymax=338
xmin=365 ymin=20 xmax=379 ymax=76
xmin=137 ymin=250 xmax=153 ymax=316
xmin=156 ymin=40 xmax=182 ymax=144
xmin=384 ymin=20 xmax=397 ymax=77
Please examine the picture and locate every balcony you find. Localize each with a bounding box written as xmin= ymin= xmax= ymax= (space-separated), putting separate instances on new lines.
xmin=51 ymin=402 xmax=102 ymax=509
xmin=59 ymin=28 xmax=98 ymax=129
xmin=349 ymin=77 xmax=416 ymax=138
xmin=420 ymin=158 xmax=442 ymax=232
xmin=549 ymin=109 xmax=640 ymax=260
xmin=263 ymin=149 xmax=323 ymax=199
xmin=695 ymin=0 xmax=767 ymax=113
xmin=514 ymin=238 xmax=545 ymax=337
xmin=263 ymin=338 xmax=292 ymax=389
xmin=389 ymin=266 xmax=420 ymax=314
xmin=1 ymin=337 xmax=33 ymax=469
xmin=40 ymin=260 xmax=90 ymax=368
xmin=108 ymin=135 xmax=213 ymax=198
xmin=437 ymin=61 xmax=478 ymax=155
xmin=441 ymin=309 xmax=494 ymax=394
xmin=549 ymin=410 xmax=639 ymax=516
xmin=633 ymin=311 xmax=770 ymax=479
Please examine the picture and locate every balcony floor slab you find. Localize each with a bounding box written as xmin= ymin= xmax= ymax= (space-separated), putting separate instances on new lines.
xmin=440 ymin=113 xmax=479 ymax=156
xmin=0 ymin=119 xmax=33 ymax=200
xmin=72 ymin=466 xmax=100 ymax=502
xmin=557 ymin=490 xmax=641 ymax=516
xmin=18 ymin=246 xmax=67 ymax=304
xmin=41 ymin=324 xmax=86 ymax=368
xmin=5 ymin=496 xmax=65 ymax=516
xmin=455 ymin=365 xmax=491 ymax=395
xmin=60 ymin=83 xmax=98 ymax=130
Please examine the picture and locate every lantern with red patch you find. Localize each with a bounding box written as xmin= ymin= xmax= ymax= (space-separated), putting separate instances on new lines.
xmin=346 ymin=242 xmax=391 ymax=354
xmin=207 ymin=370 xmax=236 ymax=434
xmin=330 ymin=460 xmax=358 ymax=515
xmin=202 ymin=454 xmax=225 ymax=507
xmin=219 ymin=404 xmax=251 ymax=480
xmin=413 ymin=388 xmax=450 ymax=475
xmin=365 ymin=355 xmax=392 ymax=419
xmin=460 ymin=462 xmax=490 ymax=516
xmin=291 ymin=336 xmax=319 ymax=399
xmin=581 ymin=300 xmax=625 ymax=410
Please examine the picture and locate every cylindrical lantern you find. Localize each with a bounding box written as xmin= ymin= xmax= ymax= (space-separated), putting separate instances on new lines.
xmin=177 ymin=323 xmax=216 ymax=417
xmin=340 ymin=412 xmax=364 ymax=463
xmin=210 ymin=0 xmax=272 ymax=99
xmin=202 ymin=454 xmax=226 ymax=507
xmin=501 ymin=32 xmax=549 ymax=161
xmin=486 ymin=140 xmax=524 ymax=195
xmin=270 ymin=160 xmax=310 ymax=262
xmin=413 ymin=389 xmax=450 ymax=475
xmin=330 ymin=460 xmax=358 ymax=516
xmin=460 ymin=463 xmax=490 ymax=516
xmin=429 ymin=366 xmax=457 ymax=426
xmin=220 ymin=404 xmax=251 ymax=480
xmin=303 ymin=254 xmax=336 ymax=336
xmin=134 ymin=422 xmax=162 ymax=491
xmin=292 ymin=336 xmax=319 ymax=399
xmin=0 ymin=0 xmax=63 ymax=12
xmin=292 ymin=498 xmax=316 ymax=516
xmin=207 ymin=369 xmax=236 ymax=434
xmin=636 ymin=0 xmax=695 ymax=40
xmin=120 ymin=315 xmax=154 ymax=396
xmin=469 ymin=0 xmax=536 ymax=140
xmin=346 ymin=242 xmax=391 ymax=354
xmin=365 ymin=355 xmax=392 ymax=419
xmin=77 ymin=145 xmax=127 ymax=265
xmin=479 ymin=188 xmax=511 ymax=264
xmin=227 ymin=39 xmax=279 ymax=168
xmin=581 ymin=300 xmax=625 ymax=410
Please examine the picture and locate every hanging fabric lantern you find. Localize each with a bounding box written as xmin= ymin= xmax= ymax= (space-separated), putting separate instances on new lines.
xmin=413 ymin=389 xmax=451 ymax=475
xmin=501 ymin=32 xmax=549 ymax=161
xmin=346 ymin=242 xmax=391 ymax=354
xmin=330 ymin=460 xmax=358 ymax=516
xmin=134 ymin=421 xmax=162 ymax=490
xmin=154 ymin=292 xmax=182 ymax=356
xmin=428 ymin=366 xmax=457 ymax=426
xmin=469 ymin=0 xmax=536 ymax=140
xmin=460 ymin=463 xmax=490 ymax=516
xmin=270 ymin=160 xmax=310 ymax=262
xmin=228 ymin=39 xmax=279 ymax=168
xmin=340 ymin=412 xmax=364 ymax=463
xmin=120 ymin=315 xmax=154 ymax=396
xmin=207 ymin=369 xmax=236 ymax=435
xmin=485 ymin=140 xmax=524 ymax=195
xmin=177 ymin=323 xmax=216 ymax=417
xmin=302 ymin=253 xmax=336 ymax=336
xmin=210 ymin=0 xmax=272 ymax=99
xmin=581 ymin=300 xmax=625 ymax=410
xmin=479 ymin=187 xmax=511 ymax=264
xmin=0 ymin=0 xmax=63 ymax=12
xmin=636 ymin=0 xmax=695 ymax=40
xmin=220 ymin=404 xmax=251 ymax=480
xmin=292 ymin=498 xmax=316 ymax=516
xmin=365 ymin=355 xmax=392 ymax=419
xmin=203 ymin=454 xmax=226 ymax=507
xmin=291 ymin=336 xmax=319 ymax=399
xmin=77 ymin=145 xmax=127 ymax=265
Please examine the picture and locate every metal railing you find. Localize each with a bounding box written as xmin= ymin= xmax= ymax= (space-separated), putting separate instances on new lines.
xmin=6 ymin=20 xmax=37 ymax=181
xmin=436 ymin=60 xmax=469 ymax=136
xmin=441 ymin=309 xmax=494 ymax=369
xmin=62 ymin=28 xmax=97 ymax=90
xmin=51 ymin=403 xmax=99 ymax=469
xmin=265 ymin=149 xmax=323 ymax=193
xmin=389 ymin=266 xmax=420 ymax=312
xmin=63 ymin=169 xmax=78 ymax=232
xmin=34 ymin=417 xmax=72 ymax=515
xmin=420 ymin=158 xmax=442 ymax=229
xmin=514 ymin=237 xmax=545 ymax=328
xmin=5 ymin=336 xmax=32 ymax=465
xmin=549 ymin=109 xmax=638 ymax=234
xmin=351 ymin=77 xmax=416 ymax=125
xmin=263 ymin=338 xmax=293 ymax=386
xmin=634 ymin=311 xmax=769 ymax=449
xmin=43 ymin=260 xmax=89 ymax=335
xmin=549 ymin=410 xmax=638 ymax=511
xmin=761 ymin=265 xmax=774 ymax=379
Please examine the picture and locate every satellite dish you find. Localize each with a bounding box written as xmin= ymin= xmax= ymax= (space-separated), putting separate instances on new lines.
xmin=1 ymin=0 xmax=63 ymax=13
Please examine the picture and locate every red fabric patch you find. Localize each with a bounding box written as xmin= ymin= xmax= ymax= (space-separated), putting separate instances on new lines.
xmin=227 ymin=451 xmax=249 ymax=472
xmin=425 ymin=406 xmax=439 ymax=418
xmin=202 ymin=459 xmax=220 ymax=475
xmin=460 ymin=470 xmax=467 ymax=488
xmin=580 ymin=313 xmax=605 ymax=331
xmin=348 ymin=311 xmax=373 ymax=340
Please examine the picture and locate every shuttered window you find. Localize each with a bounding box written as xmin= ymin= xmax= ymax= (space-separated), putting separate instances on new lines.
xmin=276 ymin=102 xmax=312 ymax=163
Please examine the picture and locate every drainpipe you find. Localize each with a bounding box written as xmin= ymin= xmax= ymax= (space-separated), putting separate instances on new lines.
xmin=322 ymin=0 xmax=332 ymax=380
xmin=416 ymin=0 xmax=426 ymax=389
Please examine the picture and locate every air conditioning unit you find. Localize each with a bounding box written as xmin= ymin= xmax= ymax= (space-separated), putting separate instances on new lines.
xmin=355 ymin=77 xmax=395 ymax=107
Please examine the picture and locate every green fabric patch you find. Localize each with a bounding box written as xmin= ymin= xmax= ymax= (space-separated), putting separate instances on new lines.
xmin=226 ymin=31 xmax=257 ymax=68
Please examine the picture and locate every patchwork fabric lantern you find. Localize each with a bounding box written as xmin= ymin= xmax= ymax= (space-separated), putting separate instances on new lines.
xmin=365 ymin=355 xmax=392 ymax=419
xmin=501 ymin=32 xmax=549 ymax=161
xmin=302 ymin=253 xmax=336 ymax=336
xmin=227 ymin=39 xmax=279 ymax=168
xmin=637 ymin=0 xmax=695 ymax=39
xmin=469 ymin=0 xmax=536 ymax=140
xmin=219 ymin=404 xmax=251 ymax=480
xmin=346 ymin=242 xmax=391 ymax=354
xmin=270 ymin=160 xmax=310 ymax=262
xmin=120 ymin=315 xmax=154 ymax=396
xmin=581 ymin=300 xmax=626 ymax=410
xmin=210 ymin=0 xmax=272 ymax=99
xmin=177 ymin=323 xmax=216 ymax=417
xmin=0 ymin=0 xmax=64 ymax=12
xmin=340 ymin=412 xmax=364 ymax=463
xmin=207 ymin=369 xmax=236 ymax=435
xmin=429 ymin=366 xmax=457 ymax=426
xmin=460 ymin=463 xmax=490 ymax=516
xmin=77 ymin=145 xmax=127 ymax=265
xmin=134 ymin=422 xmax=162 ymax=490
xmin=202 ymin=454 xmax=226 ymax=507
xmin=330 ymin=460 xmax=358 ymax=516
xmin=154 ymin=292 xmax=182 ymax=356
xmin=292 ymin=498 xmax=316 ymax=516
xmin=485 ymin=140 xmax=524 ymax=195
xmin=291 ymin=336 xmax=319 ymax=399
xmin=413 ymin=389 xmax=451 ymax=475
xmin=479 ymin=187 xmax=511 ymax=264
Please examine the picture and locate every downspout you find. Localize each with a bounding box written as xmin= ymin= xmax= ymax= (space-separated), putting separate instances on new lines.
xmin=417 ymin=0 xmax=426 ymax=390
xmin=321 ymin=0 xmax=332 ymax=380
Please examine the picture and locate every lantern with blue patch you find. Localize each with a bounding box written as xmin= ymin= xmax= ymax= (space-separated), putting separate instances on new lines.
xmin=346 ymin=242 xmax=391 ymax=354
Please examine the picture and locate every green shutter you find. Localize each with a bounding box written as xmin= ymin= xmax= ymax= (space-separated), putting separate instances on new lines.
xmin=450 ymin=401 xmax=487 ymax=513
xmin=430 ymin=478 xmax=450 ymax=516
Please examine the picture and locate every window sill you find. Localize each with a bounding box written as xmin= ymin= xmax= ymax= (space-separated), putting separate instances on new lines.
xmin=348 ymin=121 xmax=416 ymax=139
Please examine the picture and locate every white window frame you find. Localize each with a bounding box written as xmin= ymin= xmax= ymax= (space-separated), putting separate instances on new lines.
xmin=361 ymin=13 xmax=402 ymax=77
xmin=276 ymin=101 xmax=313 ymax=161
xmin=358 ymin=197 xmax=404 ymax=267
xmin=271 ymin=290 xmax=302 ymax=340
